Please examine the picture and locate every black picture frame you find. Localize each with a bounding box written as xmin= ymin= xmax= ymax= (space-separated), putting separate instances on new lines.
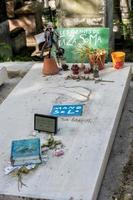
xmin=34 ymin=113 xmax=57 ymax=134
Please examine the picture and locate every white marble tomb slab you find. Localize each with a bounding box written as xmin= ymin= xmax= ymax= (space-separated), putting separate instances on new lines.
xmin=0 ymin=67 xmax=8 ymax=86
xmin=0 ymin=63 xmax=131 ymax=200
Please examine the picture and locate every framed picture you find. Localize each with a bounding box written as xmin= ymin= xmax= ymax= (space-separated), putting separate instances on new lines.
xmin=10 ymin=138 xmax=42 ymax=166
xmin=34 ymin=114 xmax=57 ymax=134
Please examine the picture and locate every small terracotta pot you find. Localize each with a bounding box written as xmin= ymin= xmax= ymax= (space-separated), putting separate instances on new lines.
xmin=42 ymin=57 xmax=59 ymax=75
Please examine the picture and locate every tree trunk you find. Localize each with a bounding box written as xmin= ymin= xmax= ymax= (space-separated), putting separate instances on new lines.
xmin=120 ymin=0 xmax=132 ymax=38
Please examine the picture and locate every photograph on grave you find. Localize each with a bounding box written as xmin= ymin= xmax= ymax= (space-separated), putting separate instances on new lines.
xmin=34 ymin=114 xmax=58 ymax=134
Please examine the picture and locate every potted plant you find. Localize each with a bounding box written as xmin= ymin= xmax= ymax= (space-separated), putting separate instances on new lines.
xmin=88 ymin=48 xmax=106 ymax=70
xmin=75 ymin=45 xmax=91 ymax=75
xmin=76 ymin=44 xmax=106 ymax=71
xmin=41 ymin=22 xmax=60 ymax=76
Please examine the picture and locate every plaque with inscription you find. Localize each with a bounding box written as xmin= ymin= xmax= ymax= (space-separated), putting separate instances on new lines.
xmin=51 ymin=104 xmax=83 ymax=117
xmin=57 ymin=27 xmax=109 ymax=63
xmin=34 ymin=114 xmax=57 ymax=134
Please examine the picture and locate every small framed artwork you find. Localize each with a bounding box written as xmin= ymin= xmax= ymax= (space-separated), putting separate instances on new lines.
xmin=10 ymin=138 xmax=42 ymax=166
xmin=34 ymin=114 xmax=57 ymax=134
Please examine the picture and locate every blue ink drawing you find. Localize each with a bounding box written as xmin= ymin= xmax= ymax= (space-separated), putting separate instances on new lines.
xmin=11 ymin=138 xmax=42 ymax=166
xmin=51 ymin=104 xmax=83 ymax=116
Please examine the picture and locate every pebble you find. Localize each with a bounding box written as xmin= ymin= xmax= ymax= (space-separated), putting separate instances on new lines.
xmin=54 ymin=149 xmax=64 ymax=157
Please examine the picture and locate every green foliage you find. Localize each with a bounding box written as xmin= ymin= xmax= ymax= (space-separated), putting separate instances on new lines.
xmin=120 ymin=22 xmax=131 ymax=39
xmin=0 ymin=43 xmax=12 ymax=62
xmin=0 ymin=43 xmax=34 ymax=62
xmin=0 ymin=43 xmax=11 ymax=50
xmin=113 ymin=7 xmax=133 ymax=40
xmin=43 ymin=8 xmax=57 ymax=27
xmin=75 ymin=43 xmax=106 ymax=63
xmin=75 ymin=46 xmax=87 ymax=62
xmin=0 ymin=55 xmax=11 ymax=62
xmin=75 ymin=43 xmax=93 ymax=62
xmin=12 ymin=55 xmax=33 ymax=61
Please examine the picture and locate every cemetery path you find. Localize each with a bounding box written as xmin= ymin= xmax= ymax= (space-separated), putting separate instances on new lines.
xmin=0 ymin=62 xmax=132 ymax=200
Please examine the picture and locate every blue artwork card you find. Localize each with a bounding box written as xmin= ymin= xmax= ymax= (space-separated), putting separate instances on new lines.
xmin=11 ymin=138 xmax=42 ymax=166
xmin=51 ymin=104 xmax=83 ymax=117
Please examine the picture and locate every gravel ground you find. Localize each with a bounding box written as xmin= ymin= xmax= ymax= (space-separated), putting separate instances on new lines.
xmin=0 ymin=62 xmax=132 ymax=200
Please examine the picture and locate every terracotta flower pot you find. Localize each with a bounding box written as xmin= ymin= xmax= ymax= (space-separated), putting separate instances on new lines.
xmin=42 ymin=57 xmax=59 ymax=75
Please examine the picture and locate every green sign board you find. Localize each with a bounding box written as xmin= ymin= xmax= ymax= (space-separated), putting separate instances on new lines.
xmin=57 ymin=28 xmax=109 ymax=63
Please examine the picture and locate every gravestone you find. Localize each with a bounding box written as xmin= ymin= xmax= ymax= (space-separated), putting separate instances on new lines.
xmin=10 ymin=27 xmax=26 ymax=54
xmin=57 ymin=27 xmax=109 ymax=63
xmin=56 ymin=0 xmax=114 ymax=51
xmin=56 ymin=0 xmax=105 ymax=27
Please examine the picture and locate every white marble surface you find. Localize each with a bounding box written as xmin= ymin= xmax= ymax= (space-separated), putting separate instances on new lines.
xmin=0 ymin=61 xmax=35 ymax=73
xmin=0 ymin=67 xmax=8 ymax=86
xmin=0 ymin=63 xmax=131 ymax=200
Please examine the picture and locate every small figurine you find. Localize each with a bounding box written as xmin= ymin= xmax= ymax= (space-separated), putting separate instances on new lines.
xmin=40 ymin=22 xmax=68 ymax=70
xmin=40 ymin=22 xmax=59 ymax=58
